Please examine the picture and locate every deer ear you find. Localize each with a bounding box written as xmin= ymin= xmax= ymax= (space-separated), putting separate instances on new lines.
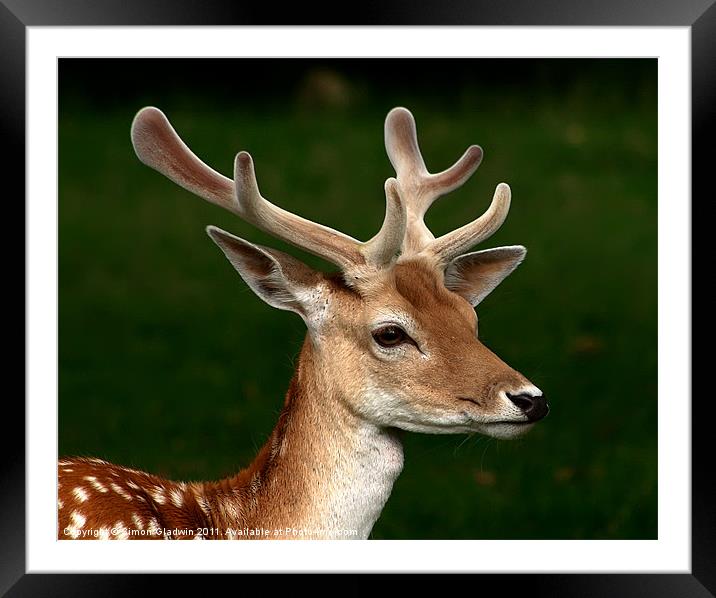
xmin=444 ymin=246 xmax=526 ymax=307
xmin=206 ymin=226 xmax=324 ymax=322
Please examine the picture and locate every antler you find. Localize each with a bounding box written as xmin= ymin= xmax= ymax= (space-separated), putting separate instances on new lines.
xmin=384 ymin=107 xmax=512 ymax=264
xmin=131 ymin=107 xmax=406 ymax=271
xmin=131 ymin=107 xmax=509 ymax=272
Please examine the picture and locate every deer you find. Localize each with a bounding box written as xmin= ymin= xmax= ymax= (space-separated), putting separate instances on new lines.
xmin=58 ymin=106 xmax=548 ymax=540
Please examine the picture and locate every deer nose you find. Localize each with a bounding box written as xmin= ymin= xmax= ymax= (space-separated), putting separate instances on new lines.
xmin=506 ymin=392 xmax=549 ymax=422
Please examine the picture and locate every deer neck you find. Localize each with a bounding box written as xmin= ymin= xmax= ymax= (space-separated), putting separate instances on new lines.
xmin=214 ymin=336 xmax=404 ymax=540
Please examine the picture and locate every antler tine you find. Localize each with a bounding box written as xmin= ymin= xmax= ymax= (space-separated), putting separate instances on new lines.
xmin=429 ymin=182 xmax=512 ymax=265
xmin=384 ymin=107 xmax=428 ymax=190
xmin=385 ymin=108 xmax=484 ymax=211
xmin=232 ymin=151 xmax=365 ymax=269
xmin=132 ymin=107 xmax=405 ymax=271
xmin=384 ymin=107 xmax=512 ymax=262
xmin=361 ymin=178 xmax=407 ymax=267
xmin=384 ymin=107 xmax=485 ymax=252
xmin=131 ymin=106 xmax=238 ymax=214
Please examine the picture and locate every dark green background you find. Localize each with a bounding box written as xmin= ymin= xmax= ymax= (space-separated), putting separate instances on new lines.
xmin=59 ymin=59 xmax=657 ymax=539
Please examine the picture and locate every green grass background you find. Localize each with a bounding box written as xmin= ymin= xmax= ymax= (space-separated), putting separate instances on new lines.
xmin=59 ymin=59 xmax=657 ymax=539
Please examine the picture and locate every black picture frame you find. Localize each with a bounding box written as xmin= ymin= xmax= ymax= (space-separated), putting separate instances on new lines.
xmin=6 ymin=1 xmax=710 ymax=594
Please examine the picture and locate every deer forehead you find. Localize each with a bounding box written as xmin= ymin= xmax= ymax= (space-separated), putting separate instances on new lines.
xmin=338 ymin=260 xmax=477 ymax=331
xmin=394 ymin=261 xmax=476 ymax=323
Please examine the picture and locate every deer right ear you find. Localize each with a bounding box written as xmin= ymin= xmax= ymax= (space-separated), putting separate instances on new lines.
xmin=206 ymin=226 xmax=325 ymax=323
xmin=444 ymin=245 xmax=526 ymax=307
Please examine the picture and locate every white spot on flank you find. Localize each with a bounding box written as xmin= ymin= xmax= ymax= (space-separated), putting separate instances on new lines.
xmin=85 ymin=476 xmax=108 ymax=493
xmin=150 ymin=487 xmax=166 ymax=505
xmin=72 ymin=487 xmax=88 ymax=503
xmin=131 ymin=513 xmax=144 ymax=530
xmin=66 ymin=510 xmax=86 ymax=538
xmin=147 ymin=518 xmax=161 ymax=537
xmin=126 ymin=481 xmax=140 ymax=490
xmin=169 ymin=489 xmax=183 ymax=508
xmin=58 ymin=460 xmax=72 ymax=466
xmin=70 ymin=511 xmax=86 ymax=528
xmin=114 ymin=521 xmax=129 ymax=540
xmin=98 ymin=527 xmax=111 ymax=540
xmin=62 ymin=468 xmax=73 ymax=472
xmin=58 ymin=499 xmax=64 ymax=510
xmin=110 ymin=482 xmax=133 ymax=501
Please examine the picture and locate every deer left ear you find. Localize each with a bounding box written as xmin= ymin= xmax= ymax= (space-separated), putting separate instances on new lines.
xmin=206 ymin=225 xmax=325 ymax=323
xmin=444 ymin=246 xmax=526 ymax=307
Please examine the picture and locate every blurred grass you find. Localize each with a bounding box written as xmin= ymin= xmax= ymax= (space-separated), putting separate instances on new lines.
xmin=59 ymin=60 xmax=656 ymax=539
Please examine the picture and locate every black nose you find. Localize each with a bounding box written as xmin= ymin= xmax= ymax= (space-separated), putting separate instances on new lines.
xmin=506 ymin=392 xmax=549 ymax=422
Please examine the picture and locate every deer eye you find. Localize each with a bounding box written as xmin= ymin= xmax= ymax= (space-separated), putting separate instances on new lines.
xmin=372 ymin=325 xmax=408 ymax=348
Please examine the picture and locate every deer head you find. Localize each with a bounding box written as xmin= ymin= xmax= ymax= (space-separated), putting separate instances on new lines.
xmin=130 ymin=106 xmax=547 ymax=442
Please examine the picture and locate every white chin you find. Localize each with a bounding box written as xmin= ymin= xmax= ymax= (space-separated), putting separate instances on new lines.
xmin=477 ymin=421 xmax=535 ymax=439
